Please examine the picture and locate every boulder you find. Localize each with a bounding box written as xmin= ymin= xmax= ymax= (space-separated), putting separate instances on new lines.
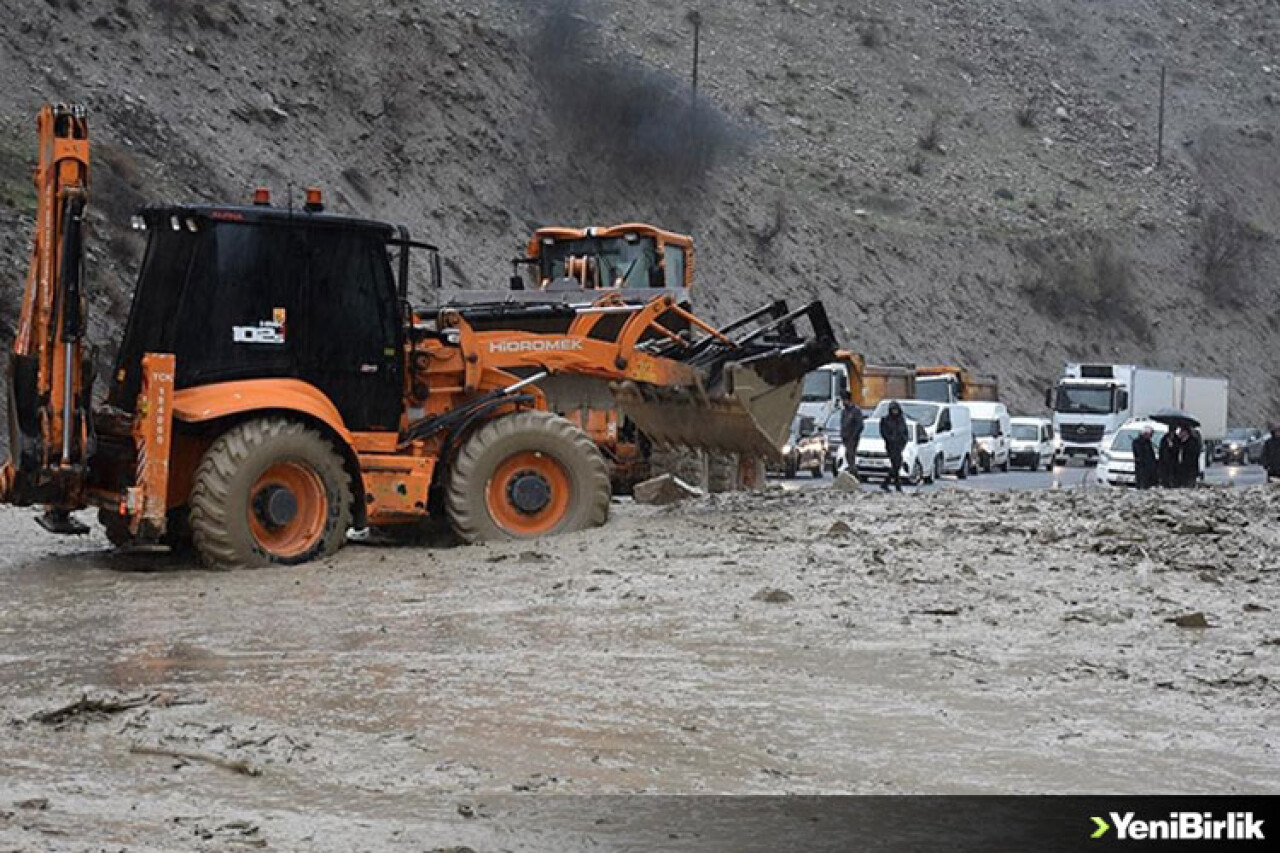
xmin=831 ymin=470 xmax=861 ymax=492
xmin=633 ymin=473 xmax=703 ymax=506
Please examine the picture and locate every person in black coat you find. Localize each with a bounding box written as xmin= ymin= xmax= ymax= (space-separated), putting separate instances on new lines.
xmin=880 ymin=400 xmax=910 ymax=492
xmin=1263 ymin=425 xmax=1280 ymax=482
xmin=1132 ymin=426 xmax=1158 ymax=489
xmin=1175 ymin=426 xmax=1202 ymax=488
xmin=839 ymin=391 xmax=864 ymax=460
xmin=1157 ymin=428 xmax=1178 ymax=488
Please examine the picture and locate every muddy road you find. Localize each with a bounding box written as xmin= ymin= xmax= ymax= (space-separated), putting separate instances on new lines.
xmin=2 ymin=486 xmax=1278 ymax=850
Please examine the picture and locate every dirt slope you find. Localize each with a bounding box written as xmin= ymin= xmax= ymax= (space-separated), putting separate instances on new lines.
xmin=1 ymin=0 xmax=1277 ymax=423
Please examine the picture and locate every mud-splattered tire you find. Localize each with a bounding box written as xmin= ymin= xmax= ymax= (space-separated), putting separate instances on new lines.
xmin=447 ymin=411 xmax=610 ymax=544
xmin=189 ymin=418 xmax=352 ymax=569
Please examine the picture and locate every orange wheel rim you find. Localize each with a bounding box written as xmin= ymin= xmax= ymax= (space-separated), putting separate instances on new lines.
xmin=485 ymin=451 xmax=572 ymax=537
xmin=247 ymin=461 xmax=328 ymax=559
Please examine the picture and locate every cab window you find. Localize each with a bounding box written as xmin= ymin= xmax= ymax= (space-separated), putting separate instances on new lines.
xmin=664 ymin=245 xmax=686 ymax=288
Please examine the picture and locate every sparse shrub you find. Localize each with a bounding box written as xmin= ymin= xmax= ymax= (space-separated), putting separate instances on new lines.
xmin=858 ymin=22 xmax=883 ymax=49
xmin=1198 ymin=204 xmax=1258 ymax=306
xmin=906 ymin=154 xmax=924 ymax=177
xmin=1015 ymin=100 xmax=1039 ymax=129
xmin=1023 ymin=236 xmax=1149 ymax=339
xmin=917 ymin=114 xmax=942 ymax=152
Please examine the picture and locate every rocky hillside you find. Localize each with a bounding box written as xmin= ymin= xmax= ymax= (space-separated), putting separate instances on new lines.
xmin=2 ymin=0 xmax=1278 ymax=424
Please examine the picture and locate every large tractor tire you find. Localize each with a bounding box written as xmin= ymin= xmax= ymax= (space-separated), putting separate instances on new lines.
xmin=447 ymin=411 xmax=610 ymax=543
xmin=189 ymin=418 xmax=353 ymax=569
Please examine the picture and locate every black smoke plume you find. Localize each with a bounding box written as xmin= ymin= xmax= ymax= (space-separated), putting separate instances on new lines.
xmin=528 ymin=2 xmax=751 ymax=184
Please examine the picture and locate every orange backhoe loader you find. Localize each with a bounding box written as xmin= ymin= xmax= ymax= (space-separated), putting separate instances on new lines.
xmin=2 ymin=104 xmax=836 ymax=567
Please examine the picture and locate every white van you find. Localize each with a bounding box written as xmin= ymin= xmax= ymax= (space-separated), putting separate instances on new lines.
xmin=1009 ymin=416 xmax=1054 ymax=471
xmin=960 ymin=401 xmax=1012 ymax=472
xmin=872 ymin=400 xmax=974 ymax=478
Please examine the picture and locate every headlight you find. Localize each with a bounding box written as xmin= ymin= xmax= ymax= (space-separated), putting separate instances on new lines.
xmin=782 ymin=445 xmax=792 ymax=455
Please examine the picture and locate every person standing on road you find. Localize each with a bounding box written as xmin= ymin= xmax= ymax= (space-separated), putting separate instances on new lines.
xmin=1177 ymin=426 xmax=1202 ymax=488
xmin=881 ymin=400 xmax=909 ymax=493
xmin=840 ymin=390 xmax=864 ymax=462
xmin=1133 ymin=426 xmax=1158 ymax=489
xmin=1158 ymin=428 xmax=1179 ymax=488
xmin=1263 ymin=424 xmax=1280 ymax=483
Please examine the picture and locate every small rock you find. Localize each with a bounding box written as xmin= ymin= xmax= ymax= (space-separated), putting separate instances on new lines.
xmin=826 ymin=520 xmax=853 ymax=536
xmin=1054 ymin=106 xmax=1069 ymax=120
xmin=753 ymin=588 xmax=794 ymax=604
xmin=1169 ymin=612 xmax=1210 ymax=629
xmin=15 ymin=798 xmax=48 ymax=810
xmin=1174 ymin=520 xmax=1213 ymax=535
xmin=633 ymin=474 xmax=702 ymax=506
xmin=831 ymin=471 xmax=860 ymax=492
xmin=1243 ymin=603 xmax=1271 ymax=613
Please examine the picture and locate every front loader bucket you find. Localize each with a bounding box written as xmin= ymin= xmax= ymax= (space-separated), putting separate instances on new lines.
xmin=612 ymin=306 xmax=836 ymax=460
xmin=612 ymin=363 xmax=802 ymax=460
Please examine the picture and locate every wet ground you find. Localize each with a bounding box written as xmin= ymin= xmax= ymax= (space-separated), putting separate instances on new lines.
xmin=2 ymin=482 xmax=1278 ymax=850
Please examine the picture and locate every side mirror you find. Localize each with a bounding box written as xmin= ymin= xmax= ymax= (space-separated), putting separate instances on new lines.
xmin=509 ymin=274 xmax=525 ymax=291
xmin=1116 ymin=390 xmax=1129 ymax=411
xmin=1044 ymin=388 xmax=1054 ymax=409
xmin=649 ymin=266 xmax=665 ymax=288
xmin=432 ymin=251 xmax=443 ymax=290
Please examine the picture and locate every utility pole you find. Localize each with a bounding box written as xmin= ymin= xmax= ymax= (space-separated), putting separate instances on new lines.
xmin=1156 ymin=64 xmax=1166 ymax=168
xmin=688 ymin=10 xmax=702 ymax=105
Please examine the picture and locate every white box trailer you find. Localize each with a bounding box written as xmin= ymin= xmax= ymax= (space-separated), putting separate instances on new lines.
xmin=1176 ymin=375 xmax=1229 ymax=441
xmin=1128 ymin=368 xmax=1177 ymax=421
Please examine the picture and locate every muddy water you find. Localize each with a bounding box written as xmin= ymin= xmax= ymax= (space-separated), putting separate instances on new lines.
xmin=1 ymin=486 xmax=1277 ymax=850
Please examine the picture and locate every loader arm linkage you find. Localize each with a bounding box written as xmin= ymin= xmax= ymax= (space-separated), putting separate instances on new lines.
xmin=430 ymin=295 xmax=836 ymax=460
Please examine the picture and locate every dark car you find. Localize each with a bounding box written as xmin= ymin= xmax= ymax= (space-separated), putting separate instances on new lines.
xmin=1218 ymin=427 xmax=1262 ymax=465
xmin=772 ymin=415 xmax=825 ymax=478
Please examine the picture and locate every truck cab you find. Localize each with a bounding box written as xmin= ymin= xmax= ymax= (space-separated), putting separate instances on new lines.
xmin=1047 ymin=363 xmax=1180 ymax=465
xmin=796 ymin=350 xmax=865 ymax=426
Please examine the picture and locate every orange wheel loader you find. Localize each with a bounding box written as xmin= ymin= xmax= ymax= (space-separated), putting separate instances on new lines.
xmin=2 ymin=104 xmax=837 ymax=568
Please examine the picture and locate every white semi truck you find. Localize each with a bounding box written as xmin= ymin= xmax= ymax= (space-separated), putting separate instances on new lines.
xmin=1046 ymin=364 xmax=1228 ymax=465
xmin=1047 ymin=364 xmax=1175 ymax=465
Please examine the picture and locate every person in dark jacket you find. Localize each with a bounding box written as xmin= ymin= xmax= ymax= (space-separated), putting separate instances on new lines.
xmin=839 ymin=391 xmax=864 ymax=461
xmin=1263 ymin=424 xmax=1280 ymax=482
xmin=1132 ymin=426 xmax=1158 ymax=489
xmin=1177 ymin=426 xmax=1202 ymax=488
xmin=880 ymin=400 xmax=910 ymax=492
xmin=1157 ymin=428 xmax=1179 ymax=488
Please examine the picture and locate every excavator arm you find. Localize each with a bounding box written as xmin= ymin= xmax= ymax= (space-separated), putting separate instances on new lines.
xmin=2 ymin=104 xmax=93 ymax=527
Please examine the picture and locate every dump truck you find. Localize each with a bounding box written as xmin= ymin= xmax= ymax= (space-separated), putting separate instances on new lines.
xmin=798 ymin=352 xmax=916 ymax=424
xmin=915 ymin=365 xmax=999 ymax=404
xmin=1 ymin=104 xmax=837 ymax=567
